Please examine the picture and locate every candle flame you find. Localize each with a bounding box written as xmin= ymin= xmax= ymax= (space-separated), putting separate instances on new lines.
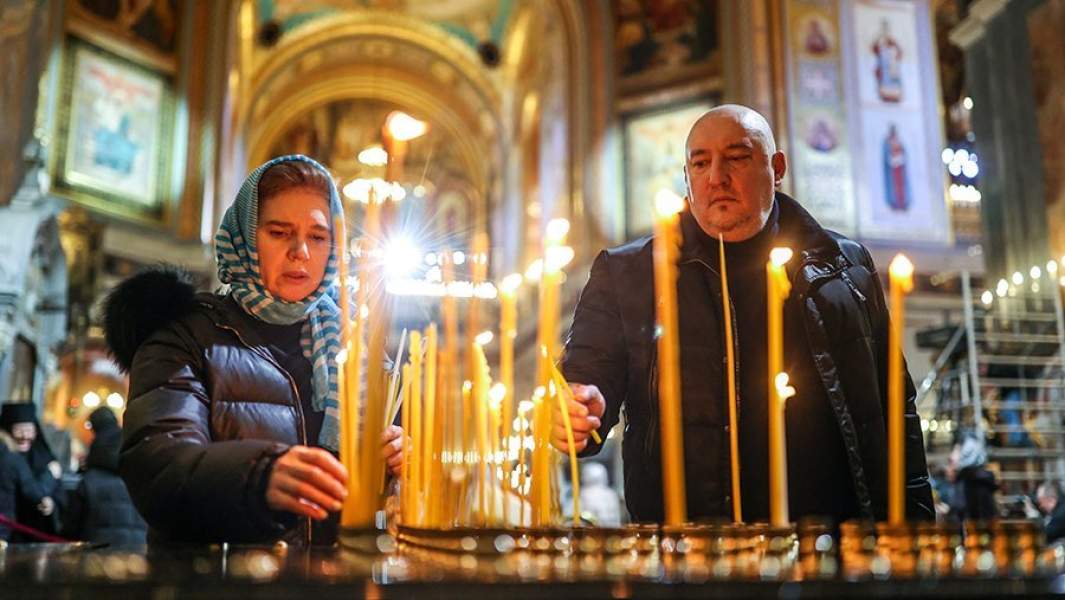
xmin=774 ymin=372 xmax=796 ymax=404
xmin=889 ymin=254 xmax=915 ymax=291
xmin=357 ymin=144 xmax=388 ymax=166
xmin=462 ymin=380 xmax=473 ymax=392
xmin=475 ymin=330 xmax=494 ymax=346
xmin=336 ymin=348 xmax=349 ymax=365
xmin=545 ymin=218 xmax=570 ymax=244
xmin=769 ymin=247 xmax=794 ymax=267
xmin=524 ymin=259 xmax=543 ymax=282
xmin=518 ymin=400 xmax=535 ymax=415
xmin=500 ymin=273 xmax=523 ymax=296
xmin=544 ymin=246 xmax=575 ymax=273
xmin=385 ymin=111 xmax=428 ymax=141
xmin=654 ymin=188 xmax=685 ymax=217
xmin=489 ymin=383 xmax=507 ymax=405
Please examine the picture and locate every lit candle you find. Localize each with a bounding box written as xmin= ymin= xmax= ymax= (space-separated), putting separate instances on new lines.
xmin=499 ymin=273 xmax=521 ymax=500
xmin=652 ymin=189 xmax=687 ymax=526
xmin=400 ymin=363 xmax=412 ymax=521
xmin=441 ymin=252 xmax=461 ymax=524
xmin=468 ymin=232 xmax=490 ymax=380
xmin=334 ymin=215 xmax=353 ymax=490
xmin=409 ymin=330 xmax=423 ymax=525
xmin=548 ymin=349 xmax=581 ymax=527
xmin=766 ymin=247 xmax=793 ymax=528
xmin=771 ymin=372 xmax=796 ymax=528
xmin=718 ymin=234 xmax=742 ymax=523
xmin=473 ymin=344 xmax=491 ymax=525
xmin=423 ymin=324 xmax=438 ymax=526
xmin=888 ymin=254 xmax=914 ymax=525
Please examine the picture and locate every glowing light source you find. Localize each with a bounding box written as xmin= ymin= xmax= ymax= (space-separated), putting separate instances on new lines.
xmin=106 ymin=393 xmax=124 ymax=409
xmin=1031 ymin=266 xmax=1042 ymax=280
xmin=980 ymin=290 xmax=993 ymax=306
xmin=475 ymin=330 xmax=494 ymax=346
xmin=385 ymin=111 xmax=429 ymax=141
xmin=996 ymin=279 xmax=1009 ymax=297
xmin=654 ymin=188 xmax=685 ymax=217
xmin=500 ymin=273 xmax=523 ymax=296
xmin=357 ymin=144 xmax=388 ymax=166
xmin=963 ymin=96 xmax=973 ymax=110
xmin=1012 ymin=271 xmax=1024 ymax=285
xmin=83 ymin=391 xmax=101 ymax=408
xmin=342 ymin=178 xmax=405 ymax=203
xmin=1047 ymin=260 xmax=1058 ymax=275
xmin=453 ymin=251 xmax=466 ymax=265
xmin=383 ymin=237 xmax=422 ymax=279
xmin=770 ymin=247 xmax=794 ymax=267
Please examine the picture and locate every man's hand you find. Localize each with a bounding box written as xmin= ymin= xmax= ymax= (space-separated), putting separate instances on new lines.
xmin=37 ymin=496 xmax=55 ymax=516
xmin=47 ymin=461 xmax=61 ymax=480
xmin=382 ymin=425 xmax=404 ymax=477
xmin=551 ymin=383 xmax=606 ymax=453
xmin=266 ymin=446 xmax=348 ymax=520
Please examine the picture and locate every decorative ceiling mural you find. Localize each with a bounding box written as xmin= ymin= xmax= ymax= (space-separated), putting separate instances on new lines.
xmin=256 ymin=0 xmax=514 ymax=52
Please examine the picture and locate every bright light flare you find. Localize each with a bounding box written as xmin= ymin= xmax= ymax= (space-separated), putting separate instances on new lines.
xmin=654 ymin=188 xmax=685 ymax=217
xmin=385 ymin=111 xmax=429 ymax=141
xmin=769 ymin=247 xmax=793 ymax=267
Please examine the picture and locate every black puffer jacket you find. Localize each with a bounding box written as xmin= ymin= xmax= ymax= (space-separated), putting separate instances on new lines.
xmin=62 ymin=408 xmax=147 ymax=546
xmin=0 ymin=435 xmax=45 ymax=541
xmin=106 ymin=269 xmax=314 ymax=545
xmin=562 ymin=192 xmax=934 ymax=523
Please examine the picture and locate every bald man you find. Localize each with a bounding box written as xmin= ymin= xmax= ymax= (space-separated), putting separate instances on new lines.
xmin=557 ymin=105 xmax=933 ymax=524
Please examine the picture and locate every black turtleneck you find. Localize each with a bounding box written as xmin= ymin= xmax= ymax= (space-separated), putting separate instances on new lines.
xmin=693 ymin=200 xmax=858 ymax=523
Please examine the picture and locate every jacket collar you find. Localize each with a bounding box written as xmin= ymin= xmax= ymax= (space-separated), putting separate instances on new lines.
xmin=678 ymin=192 xmax=847 ymax=279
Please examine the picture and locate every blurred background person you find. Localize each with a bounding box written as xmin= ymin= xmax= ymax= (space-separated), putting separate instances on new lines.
xmin=61 ymin=407 xmax=146 ymax=546
xmin=0 ymin=403 xmax=62 ymax=541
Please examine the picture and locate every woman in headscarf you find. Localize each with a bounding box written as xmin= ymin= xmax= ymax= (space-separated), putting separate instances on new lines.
xmin=105 ymin=155 xmax=404 ymax=545
xmin=0 ymin=402 xmax=61 ymax=540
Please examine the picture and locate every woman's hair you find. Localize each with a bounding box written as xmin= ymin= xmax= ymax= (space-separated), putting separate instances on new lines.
xmin=257 ymin=160 xmax=333 ymax=205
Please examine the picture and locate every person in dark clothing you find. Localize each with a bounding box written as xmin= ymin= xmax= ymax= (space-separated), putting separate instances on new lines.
xmin=949 ymin=432 xmax=998 ymax=521
xmin=61 ymin=407 xmax=147 ymax=546
xmin=1036 ymin=482 xmax=1065 ymax=544
xmin=0 ymin=402 xmax=61 ymax=540
xmin=105 ymin=155 xmax=404 ymax=546
xmin=555 ymin=105 xmax=934 ymax=524
xmin=0 ymin=428 xmax=47 ymax=541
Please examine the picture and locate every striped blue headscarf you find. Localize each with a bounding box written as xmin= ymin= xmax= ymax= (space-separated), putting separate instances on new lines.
xmin=214 ymin=154 xmax=343 ymax=451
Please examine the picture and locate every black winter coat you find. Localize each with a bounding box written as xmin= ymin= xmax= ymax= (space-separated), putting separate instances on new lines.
xmin=62 ymin=410 xmax=147 ymax=546
xmin=108 ymin=270 xmax=318 ymax=545
xmin=0 ymin=442 xmax=45 ymax=541
xmin=562 ymin=192 xmax=934 ymax=523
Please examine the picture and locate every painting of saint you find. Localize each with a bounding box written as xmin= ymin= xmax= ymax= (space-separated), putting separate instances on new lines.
xmin=61 ymin=43 xmax=166 ymax=212
xmin=882 ymin=123 xmax=910 ymax=211
xmin=803 ymin=17 xmax=831 ymax=55
xmin=871 ymin=19 xmax=903 ymax=103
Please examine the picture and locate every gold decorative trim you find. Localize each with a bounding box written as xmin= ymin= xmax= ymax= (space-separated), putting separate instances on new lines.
xmin=245 ymin=69 xmax=488 ymax=193
xmin=243 ymin=11 xmax=501 ymax=130
xmin=65 ymin=2 xmax=176 ymax=73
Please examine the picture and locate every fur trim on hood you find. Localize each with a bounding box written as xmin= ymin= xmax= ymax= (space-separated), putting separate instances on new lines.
xmin=103 ymin=265 xmax=199 ymax=372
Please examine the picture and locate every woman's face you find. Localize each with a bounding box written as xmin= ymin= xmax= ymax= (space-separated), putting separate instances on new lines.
xmin=256 ymin=187 xmax=332 ymax=302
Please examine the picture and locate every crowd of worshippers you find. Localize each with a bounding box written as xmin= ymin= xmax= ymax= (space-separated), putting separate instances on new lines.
xmin=0 ymin=402 xmax=147 ymax=545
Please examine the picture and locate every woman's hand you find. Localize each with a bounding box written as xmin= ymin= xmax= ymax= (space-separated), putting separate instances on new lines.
xmin=382 ymin=425 xmax=405 ymax=478
xmin=266 ymin=446 xmax=348 ymax=520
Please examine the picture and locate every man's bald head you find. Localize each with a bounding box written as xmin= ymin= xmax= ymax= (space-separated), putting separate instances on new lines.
xmin=686 ymin=104 xmax=778 ymax=158
xmin=682 ymin=104 xmax=787 ymax=241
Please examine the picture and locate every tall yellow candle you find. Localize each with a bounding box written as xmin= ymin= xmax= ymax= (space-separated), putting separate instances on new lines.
xmin=409 ymin=330 xmax=423 ymax=525
xmin=652 ymin=189 xmax=687 ymax=526
xmin=441 ymin=253 xmax=460 ymax=522
xmin=423 ymin=324 xmax=438 ymax=525
xmin=499 ymin=273 xmax=521 ymax=500
xmin=718 ymin=234 xmax=743 ymax=523
xmin=468 ymin=232 xmax=490 ymax=379
xmin=400 ymin=363 xmax=412 ymax=521
xmin=334 ymin=215 xmax=353 ymax=486
xmin=888 ymin=254 xmax=914 ymax=525
xmin=767 ymin=247 xmax=793 ymax=528
xmin=473 ymin=344 xmax=490 ymax=525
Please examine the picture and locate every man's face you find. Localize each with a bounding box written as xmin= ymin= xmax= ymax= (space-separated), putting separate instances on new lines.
xmin=683 ymin=115 xmax=785 ymax=241
xmin=11 ymin=422 xmax=36 ymax=452
xmin=1038 ymin=489 xmax=1058 ymax=515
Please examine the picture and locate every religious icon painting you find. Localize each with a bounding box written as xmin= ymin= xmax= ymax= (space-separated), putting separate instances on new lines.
xmin=852 ymin=0 xmax=921 ymax=111
xmin=53 ymin=37 xmax=172 ymax=224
